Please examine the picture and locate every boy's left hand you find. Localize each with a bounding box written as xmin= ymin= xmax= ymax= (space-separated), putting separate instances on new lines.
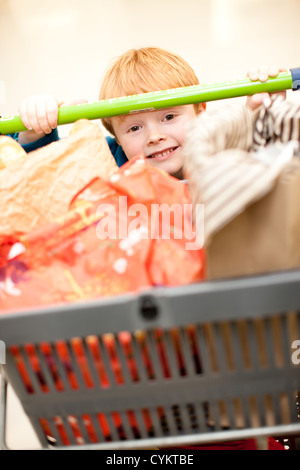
xmin=246 ymin=66 xmax=287 ymax=111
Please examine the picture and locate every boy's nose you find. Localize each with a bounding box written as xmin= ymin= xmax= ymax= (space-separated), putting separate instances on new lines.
xmin=146 ymin=131 xmax=167 ymax=145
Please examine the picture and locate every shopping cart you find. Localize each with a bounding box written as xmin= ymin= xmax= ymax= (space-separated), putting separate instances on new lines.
xmin=1 ymin=70 xmax=300 ymax=451
xmin=1 ymin=268 xmax=300 ymax=450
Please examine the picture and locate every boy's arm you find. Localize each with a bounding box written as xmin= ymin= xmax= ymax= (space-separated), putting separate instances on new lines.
xmin=15 ymin=128 xmax=59 ymax=153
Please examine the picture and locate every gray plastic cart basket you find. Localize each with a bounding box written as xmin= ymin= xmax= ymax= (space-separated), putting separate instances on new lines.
xmin=1 ymin=269 xmax=300 ymax=450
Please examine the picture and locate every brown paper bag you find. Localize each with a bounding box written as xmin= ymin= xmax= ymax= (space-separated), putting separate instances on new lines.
xmin=0 ymin=135 xmax=27 ymax=168
xmin=183 ymin=98 xmax=300 ymax=280
xmin=0 ymin=120 xmax=117 ymax=236
xmin=206 ymin=158 xmax=300 ymax=279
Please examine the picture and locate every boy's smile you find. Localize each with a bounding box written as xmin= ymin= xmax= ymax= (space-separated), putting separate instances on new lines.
xmin=111 ymin=105 xmax=198 ymax=178
xmin=146 ymin=146 xmax=179 ymax=161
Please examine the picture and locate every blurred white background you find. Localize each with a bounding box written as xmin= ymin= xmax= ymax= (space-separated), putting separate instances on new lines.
xmin=1 ymin=0 xmax=300 ymax=450
xmin=1 ymin=0 xmax=300 ymax=120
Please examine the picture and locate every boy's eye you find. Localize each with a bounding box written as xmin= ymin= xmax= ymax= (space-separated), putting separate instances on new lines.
xmin=128 ymin=125 xmax=141 ymax=132
xmin=163 ymin=114 xmax=176 ymax=122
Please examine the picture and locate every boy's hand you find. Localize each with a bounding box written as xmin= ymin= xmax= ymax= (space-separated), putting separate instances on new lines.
xmin=246 ymin=67 xmax=287 ymax=111
xmin=18 ymin=95 xmax=87 ymax=144
xmin=19 ymin=94 xmax=59 ymax=135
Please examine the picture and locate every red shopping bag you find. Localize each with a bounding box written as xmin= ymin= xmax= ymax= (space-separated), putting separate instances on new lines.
xmin=0 ymin=155 xmax=205 ymax=312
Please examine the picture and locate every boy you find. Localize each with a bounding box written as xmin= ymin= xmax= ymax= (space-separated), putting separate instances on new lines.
xmin=14 ymin=47 xmax=282 ymax=178
xmin=99 ymin=47 xmax=205 ymax=179
xmin=99 ymin=49 xmax=283 ymax=179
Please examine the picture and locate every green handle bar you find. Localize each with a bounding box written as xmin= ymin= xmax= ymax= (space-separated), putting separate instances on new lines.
xmin=1 ymin=68 xmax=300 ymax=135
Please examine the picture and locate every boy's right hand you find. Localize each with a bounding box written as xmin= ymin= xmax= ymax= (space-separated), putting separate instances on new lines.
xmin=19 ymin=94 xmax=59 ymax=136
xmin=18 ymin=95 xmax=87 ymax=144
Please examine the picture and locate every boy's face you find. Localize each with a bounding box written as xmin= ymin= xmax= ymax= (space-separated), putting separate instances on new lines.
xmin=111 ymin=105 xmax=197 ymax=179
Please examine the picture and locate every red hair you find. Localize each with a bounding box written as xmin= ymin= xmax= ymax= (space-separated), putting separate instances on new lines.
xmin=99 ymin=47 xmax=201 ymax=136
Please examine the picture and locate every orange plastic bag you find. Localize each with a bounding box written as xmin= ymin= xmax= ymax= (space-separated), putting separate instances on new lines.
xmin=0 ymin=155 xmax=205 ymax=312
